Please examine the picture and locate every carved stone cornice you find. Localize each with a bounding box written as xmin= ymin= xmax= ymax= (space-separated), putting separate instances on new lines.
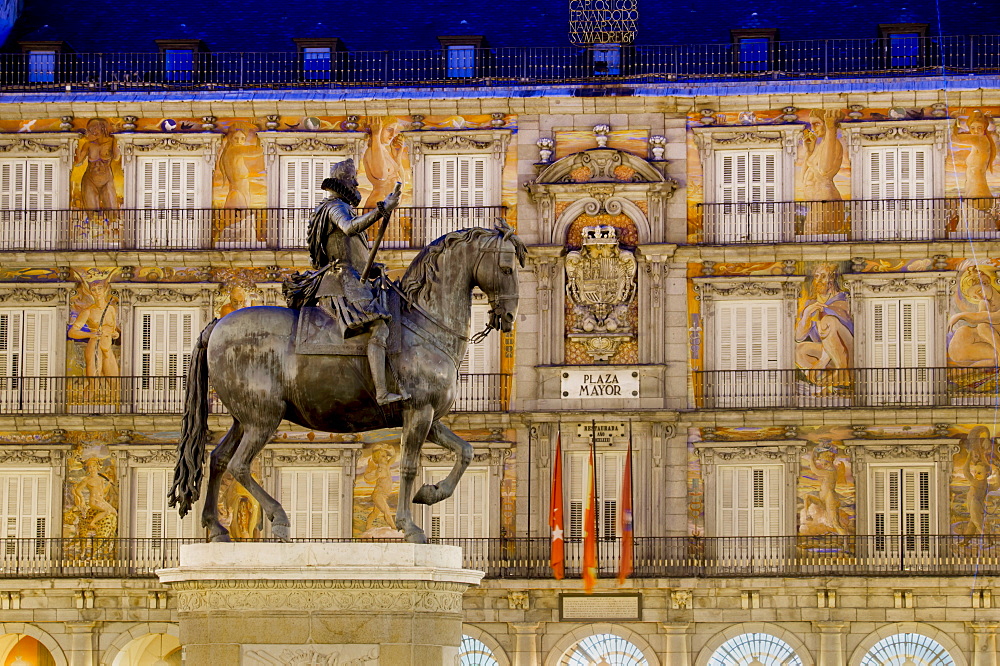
xmin=118 ymin=448 xmax=176 ymax=465
xmin=405 ymin=129 xmax=512 ymax=162
xmin=275 ymin=138 xmax=347 ymax=153
xmin=0 ymin=136 xmax=67 ymax=154
xmin=853 ymin=439 xmax=960 ymax=462
xmin=117 ymin=132 xmax=222 ymax=163
xmin=842 ymin=271 xmax=953 ymax=296
xmin=841 ymin=120 xmax=951 ymax=152
xmin=272 ymin=448 xmax=345 ymax=464
xmin=532 ymin=148 xmax=670 ymax=186
xmin=0 ymin=285 xmax=72 ymax=305
xmin=692 ymin=124 xmax=804 ymax=161
xmin=696 ymin=443 xmax=800 ymax=465
xmin=0 ymin=448 xmax=54 ymax=464
xmin=693 ymin=275 xmax=805 ymax=301
xmin=420 ymin=447 xmax=510 ymax=466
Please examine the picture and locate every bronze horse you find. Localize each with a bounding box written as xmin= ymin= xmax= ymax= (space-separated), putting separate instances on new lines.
xmin=169 ymin=224 xmax=525 ymax=543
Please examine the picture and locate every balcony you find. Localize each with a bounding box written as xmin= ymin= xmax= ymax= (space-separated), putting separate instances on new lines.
xmin=698 ymin=197 xmax=1000 ymax=244
xmin=694 ymin=367 xmax=1000 ymax=409
xmin=0 ymin=535 xmax=996 ymax=579
xmin=0 ymin=36 xmax=997 ymax=91
xmin=0 ymin=374 xmax=511 ymax=414
xmin=0 ymin=206 xmax=507 ymax=252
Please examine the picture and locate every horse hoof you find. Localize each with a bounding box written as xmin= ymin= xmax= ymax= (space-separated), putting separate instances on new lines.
xmin=412 ymin=484 xmax=440 ymax=505
xmin=403 ymin=530 xmax=428 ymax=545
xmin=210 ymin=532 xmax=232 ymax=543
xmin=272 ymin=523 xmax=291 ymax=543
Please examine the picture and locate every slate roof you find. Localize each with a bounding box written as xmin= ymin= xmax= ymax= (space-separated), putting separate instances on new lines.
xmin=5 ymin=0 xmax=1000 ymax=52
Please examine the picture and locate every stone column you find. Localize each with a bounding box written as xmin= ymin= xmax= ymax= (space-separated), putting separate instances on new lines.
xmin=660 ymin=622 xmax=690 ymax=666
xmin=814 ymin=621 xmax=845 ymax=666
xmin=968 ymin=623 xmax=999 ymax=666
xmin=511 ymin=621 xmax=542 ymax=666
xmin=158 ymin=542 xmax=483 ymax=665
xmin=64 ymin=622 xmax=98 ymax=666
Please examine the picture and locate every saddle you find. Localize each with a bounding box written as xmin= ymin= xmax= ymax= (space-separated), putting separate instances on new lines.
xmin=293 ymin=295 xmax=402 ymax=356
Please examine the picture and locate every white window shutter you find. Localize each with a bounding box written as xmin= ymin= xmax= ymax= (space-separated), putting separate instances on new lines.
xmin=0 ymin=160 xmax=25 ymax=209
xmin=280 ymin=157 xmax=340 ymax=209
xmin=867 ymin=298 xmax=931 ymax=367
xmin=134 ymin=468 xmax=199 ymax=539
xmin=280 ymin=468 xmax=342 ymax=539
xmin=0 ymin=473 xmax=49 ymax=541
xmin=865 ymin=146 xmax=929 ymax=200
xmin=0 ymin=310 xmax=23 ymax=377
xmin=599 ymin=452 xmax=624 ymax=539
xmin=460 ymin=302 xmax=494 ymax=374
xmin=715 ymin=301 xmax=782 ymax=370
xmin=902 ymin=468 xmax=933 ymax=537
xmin=719 ymin=466 xmax=735 ymax=536
xmin=567 ymin=451 xmax=585 ymax=539
xmin=424 ymin=468 xmax=488 ymax=538
xmin=764 ymin=466 xmax=782 ymax=536
xmin=137 ymin=309 xmax=199 ymax=378
xmin=25 ymin=159 xmax=58 ymax=210
xmin=748 ymin=151 xmax=777 ymax=203
xmin=20 ymin=309 xmax=54 ymax=378
xmin=719 ymin=465 xmax=782 ymax=537
xmin=872 ymin=468 xmax=900 ymax=536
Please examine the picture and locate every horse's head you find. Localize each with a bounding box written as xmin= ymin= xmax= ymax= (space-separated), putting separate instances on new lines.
xmin=473 ymin=222 xmax=526 ymax=333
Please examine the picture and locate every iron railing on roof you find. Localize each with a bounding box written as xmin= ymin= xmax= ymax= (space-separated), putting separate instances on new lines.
xmin=1 ymin=36 xmax=999 ymax=90
xmin=0 ymin=374 xmax=510 ymax=414
xmin=0 ymin=206 xmax=507 ymax=252
xmin=694 ymin=367 xmax=1000 ymax=409
xmin=1 ymin=535 xmax=998 ymax=578
xmin=697 ymin=197 xmax=1000 ymax=244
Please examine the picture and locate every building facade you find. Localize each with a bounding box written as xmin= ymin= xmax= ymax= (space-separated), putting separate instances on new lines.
xmin=0 ymin=5 xmax=1000 ymax=664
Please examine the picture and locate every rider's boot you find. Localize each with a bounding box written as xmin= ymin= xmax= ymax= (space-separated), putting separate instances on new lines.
xmin=368 ymin=321 xmax=409 ymax=405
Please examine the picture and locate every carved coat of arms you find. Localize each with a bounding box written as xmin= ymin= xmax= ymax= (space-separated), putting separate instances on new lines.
xmin=565 ymin=225 xmax=637 ymax=334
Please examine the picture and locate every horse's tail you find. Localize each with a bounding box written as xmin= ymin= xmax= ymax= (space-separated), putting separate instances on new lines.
xmin=169 ymin=319 xmax=218 ymax=518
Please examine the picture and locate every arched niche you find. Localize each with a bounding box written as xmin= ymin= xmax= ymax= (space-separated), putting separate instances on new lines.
xmin=527 ymin=148 xmax=676 ymax=245
xmin=0 ymin=625 xmax=66 ymax=666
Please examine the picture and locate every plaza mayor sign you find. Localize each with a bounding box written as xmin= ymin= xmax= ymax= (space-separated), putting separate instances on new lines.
xmin=561 ymin=369 xmax=639 ymax=399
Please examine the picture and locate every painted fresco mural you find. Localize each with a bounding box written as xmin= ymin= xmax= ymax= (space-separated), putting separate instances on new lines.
xmin=794 ymin=262 xmax=854 ymax=398
xmin=553 ymin=128 xmax=648 ymax=160
xmin=685 ymin=105 xmax=1000 ymax=241
xmin=68 ymin=268 xmax=121 ymax=379
xmin=63 ymin=431 xmax=119 ymax=558
xmin=688 ymin=424 xmax=1000 ymax=539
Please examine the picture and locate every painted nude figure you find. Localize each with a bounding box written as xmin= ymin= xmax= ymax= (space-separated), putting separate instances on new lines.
xmin=362 ymin=117 xmax=404 ymax=209
xmin=960 ymin=426 xmax=998 ymax=536
xmin=800 ymin=443 xmax=849 ymax=535
xmin=795 ymin=264 xmax=854 ymax=383
xmin=364 ymin=443 xmax=398 ymax=531
xmin=948 ymin=264 xmax=1000 ymax=367
xmin=955 ymin=111 xmax=996 ymax=199
xmin=214 ymin=128 xmax=265 ymax=243
xmin=800 ymin=109 xmax=845 ymax=234
xmin=68 ymin=271 xmax=120 ymax=378
xmin=72 ymin=458 xmax=118 ymax=532
xmin=74 ymin=118 xmax=119 ymax=211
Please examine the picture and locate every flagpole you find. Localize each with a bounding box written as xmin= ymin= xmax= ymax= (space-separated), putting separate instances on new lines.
xmin=591 ymin=419 xmax=598 ymax=542
xmin=618 ymin=420 xmax=634 ymax=585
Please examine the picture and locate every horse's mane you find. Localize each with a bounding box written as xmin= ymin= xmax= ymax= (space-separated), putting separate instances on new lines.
xmin=400 ymin=227 xmax=526 ymax=305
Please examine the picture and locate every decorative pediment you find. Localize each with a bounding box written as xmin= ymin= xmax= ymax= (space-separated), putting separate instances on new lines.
xmin=695 ymin=442 xmax=802 ymax=465
xmin=852 ymin=439 xmax=960 ymax=462
xmin=0 ymin=134 xmax=72 ymax=155
xmin=842 ymin=271 xmax=954 ymax=297
xmin=532 ymin=148 xmax=667 ymax=186
xmin=841 ymin=119 xmax=951 ymax=152
xmin=117 ymin=132 xmax=222 ymax=163
xmin=692 ymin=124 xmax=804 ymax=162
xmin=693 ymin=275 xmax=805 ymax=301
xmin=0 ymin=285 xmax=72 ymax=306
xmin=404 ymin=129 xmax=512 ymax=162
xmin=258 ymin=131 xmax=364 ymax=162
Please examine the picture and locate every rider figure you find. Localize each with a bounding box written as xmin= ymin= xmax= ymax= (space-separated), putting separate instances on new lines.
xmin=309 ymin=159 xmax=408 ymax=405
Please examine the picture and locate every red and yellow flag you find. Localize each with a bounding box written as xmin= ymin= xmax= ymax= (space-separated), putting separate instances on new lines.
xmin=549 ymin=435 xmax=565 ymax=580
xmin=617 ymin=437 xmax=634 ymax=585
xmin=582 ymin=443 xmax=598 ymax=592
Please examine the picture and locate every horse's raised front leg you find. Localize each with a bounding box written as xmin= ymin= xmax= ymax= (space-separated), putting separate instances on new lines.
xmin=412 ymin=420 xmax=472 ymax=506
xmin=201 ymin=420 xmax=244 ymax=542
xmin=395 ymin=404 xmax=434 ymax=544
xmin=227 ymin=422 xmax=289 ymax=541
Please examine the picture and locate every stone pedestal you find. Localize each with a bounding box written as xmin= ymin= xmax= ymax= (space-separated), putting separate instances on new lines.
xmin=157 ymin=542 xmax=484 ymax=665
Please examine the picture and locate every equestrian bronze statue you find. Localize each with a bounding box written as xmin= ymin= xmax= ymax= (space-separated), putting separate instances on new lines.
xmin=168 ymin=161 xmax=526 ymax=543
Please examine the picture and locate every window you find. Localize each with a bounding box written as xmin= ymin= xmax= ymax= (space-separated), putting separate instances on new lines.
xmin=0 ymin=308 xmax=57 ymax=412
xmin=562 ymin=634 xmax=648 ymax=666
xmin=279 ymin=156 xmax=345 ymax=247
xmin=458 ymin=635 xmax=500 ymax=666
xmin=717 ymin=465 xmax=783 ymax=537
xmin=707 ymin=633 xmax=803 ymax=666
xmin=731 ymin=29 xmax=776 ymax=73
xmin=880 ymin=24 xmax=928 ymax=70
xmin=713 ymin=149 xmax=779 ymax=242
xmin=423 ymin=467 xmax=488 ymax=538
xmin=865 ymin=297 xmax=933 ymax=404
xmin=566 ymin=450 xmax=624 ymax=540
xmin=133 ymin=468 xmax=201 ymax=539
xmin=0 ymin=471 xmax=50 ymax=556
xmin=424 ymin=154 xmax=497 ymax=243
xmin=302 ymin=47 xmax=332 ymax=81
xmin=278 ymin=468 xmax=342 ymax=538
xmin=0 ymin=158 xmax=59 ymax=210
xmin=133 ymin=308 xmax=199 ymax=412
xmin=27 ymin=51 xmax=55 ymax=83
xmin=860 ymin=633 xmax=954 ymax=666
xmin=164 ymin=49 xmax=194 ymax=82
xmin=710 ymin=300 xmax=786 ymax=407
xmin=870 ymin=466 xmax=934 ymax=558
xmin=447 ymin=45 xmax=476 ymax=78
xmin=862 ymin=145 xmax=933 ymax=239
xmin=134 ymin=155 xmax=205 ymax=248
xmin=591 ymin=45 xmax=621 ymax=76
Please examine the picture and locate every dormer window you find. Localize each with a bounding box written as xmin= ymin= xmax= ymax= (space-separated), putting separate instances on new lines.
xmin=880 ymin=24 xmax=928 ymax=69
xmin=156 ymin=40 xmax=204 ymax=84
xmin=591 ymin=45 xmax=621 ymax=76
xmin=438 ymin=36 xmax=486 ymax=79
xmin=731 ymin=29 xmax=777 ymax=73
xmin=293 ymin=38 xmax=344 ymax=82
xmin=18 ymin=40 xmax=66 ymax=85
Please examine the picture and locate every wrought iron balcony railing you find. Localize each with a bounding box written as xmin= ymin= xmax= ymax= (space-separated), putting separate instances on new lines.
xmin=0 ymin=206 xmax=507 ymax=252
xmin=0 ymin=374 xmax=510 ymax=414
xmin=1 ymin=36 xmax=998 ymax=90
xmin=695 ymin=367 xmax=1000 ymax=409
xmin=1 ymin=535 xmax=997 ymax=579
xmin=698 ymin=197 xmax=1000 ymax=244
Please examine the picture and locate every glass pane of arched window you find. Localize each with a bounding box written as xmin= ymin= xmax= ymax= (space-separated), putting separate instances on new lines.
xmin=859 ymin=633 xmax=955 ymax=666
xmin=561 ymin=633 xmax=648 ymax=666
xmin=706 ymin=632 xmax=803 ymax=666
xmin=459 ymin=635 xmax=500 ymax=666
